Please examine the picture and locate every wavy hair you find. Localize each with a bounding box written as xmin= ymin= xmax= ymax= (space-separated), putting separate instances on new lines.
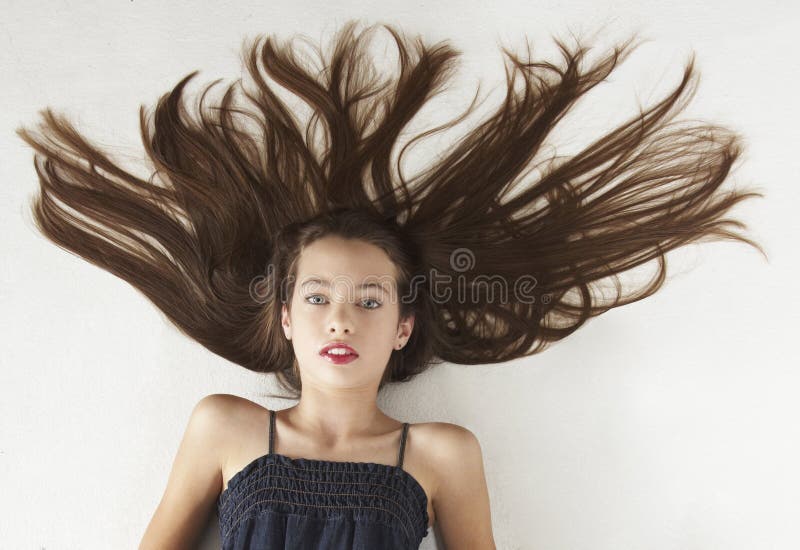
xmin=17 ymin=20 xmax=767 ymax=399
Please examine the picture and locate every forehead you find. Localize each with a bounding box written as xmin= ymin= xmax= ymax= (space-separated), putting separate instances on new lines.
xmin=295 ymin=236 xmax=398 ymax=292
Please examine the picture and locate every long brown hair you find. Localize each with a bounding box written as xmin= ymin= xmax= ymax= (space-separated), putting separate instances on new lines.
xmin=17 ymin=21 xmax=767 ymax=400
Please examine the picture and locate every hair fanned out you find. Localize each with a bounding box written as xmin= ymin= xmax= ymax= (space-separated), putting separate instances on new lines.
xmin=18 ymin=20 xmax=766 ymax=395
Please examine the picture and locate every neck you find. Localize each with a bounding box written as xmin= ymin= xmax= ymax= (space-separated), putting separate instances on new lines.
xmin=286 ymin=386 xmax=390 ymax=447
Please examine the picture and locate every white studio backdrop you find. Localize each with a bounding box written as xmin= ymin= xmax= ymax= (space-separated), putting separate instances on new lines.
xmin=1 ymin=1 xmax=798 ymax=549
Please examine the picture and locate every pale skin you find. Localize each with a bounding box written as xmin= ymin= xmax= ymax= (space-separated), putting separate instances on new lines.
xmin=139 ymin=235 xmax=496 ymax=549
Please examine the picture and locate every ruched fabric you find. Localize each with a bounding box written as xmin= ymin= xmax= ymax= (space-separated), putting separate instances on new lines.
xmin=217 ymin=410 xmax=430 ymax=549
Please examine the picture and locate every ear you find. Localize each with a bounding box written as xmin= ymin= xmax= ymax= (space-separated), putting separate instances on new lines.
xmin=281 ymin=303 xmax=291 ymax=340
xmin=396 ymin=312 xmax=415 ymax=347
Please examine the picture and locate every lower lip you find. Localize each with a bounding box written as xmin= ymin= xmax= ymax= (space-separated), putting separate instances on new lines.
xmin=321 ymin=352 xmax=359 ymax=365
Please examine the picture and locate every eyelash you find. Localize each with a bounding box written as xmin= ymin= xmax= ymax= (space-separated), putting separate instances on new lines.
xmin=304 ymin=295 xmax=382 ymax=309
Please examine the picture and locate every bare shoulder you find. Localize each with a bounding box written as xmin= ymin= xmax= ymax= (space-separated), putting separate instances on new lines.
xmin=190 ymin=393 xmax=251 ymax=433
xmin=419 ymin=421 xmax=495 ymax=547
xmin=197 ymin=393 xmax=266 ymax=413
xmin=426 ymin=421 xmax=481 ymax=452
xmin=199 ymin=392 xmax=269 ymax=420
xmin=410 ymin=422 xmax=483 ymax=498
xmin=191 ymin=394 xmax=266 ymax=458
xmin=196 ymin=393 xmax=266 ymax=420
xmin=197 ymin=393 xmax=276 ymax=422
xmin=138 ymin=393 xmax=260 ymax=548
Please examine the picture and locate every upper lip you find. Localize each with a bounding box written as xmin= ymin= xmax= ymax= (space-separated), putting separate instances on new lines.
xmin=319 ymin=341 xmax=359 ymax=355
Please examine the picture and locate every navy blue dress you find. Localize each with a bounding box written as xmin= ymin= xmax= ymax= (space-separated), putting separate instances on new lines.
xmin=217 ymin=409 xmax=431 ymax=549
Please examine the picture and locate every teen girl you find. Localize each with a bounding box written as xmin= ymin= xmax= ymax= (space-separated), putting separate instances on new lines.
xmin=17 ymin=20 xmax=765 ymax=549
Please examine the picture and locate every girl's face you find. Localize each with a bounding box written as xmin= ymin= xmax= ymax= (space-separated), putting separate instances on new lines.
xmin=281 ymin=235 xmax=414 ymax=389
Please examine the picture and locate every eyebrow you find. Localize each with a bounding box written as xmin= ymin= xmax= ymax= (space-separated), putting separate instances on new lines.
xmin=300 ymin=277 xmax=392 ymax=292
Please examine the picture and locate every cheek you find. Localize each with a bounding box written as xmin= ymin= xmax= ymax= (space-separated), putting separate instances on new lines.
xmin=368 ymin=319 xmax=399 ymax=348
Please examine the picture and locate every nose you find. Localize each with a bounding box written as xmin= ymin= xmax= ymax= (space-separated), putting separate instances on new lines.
xmin=326 ymin=301 xmax=353 ymax=335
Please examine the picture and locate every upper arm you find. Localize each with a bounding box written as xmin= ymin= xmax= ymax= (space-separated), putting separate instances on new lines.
xmin=139 ymin=394 xmax=231 ymax=550
xmin=431 ymin=424 xmax=496 ymax=549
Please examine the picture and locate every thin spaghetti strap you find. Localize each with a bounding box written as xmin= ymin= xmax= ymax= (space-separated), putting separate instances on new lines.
xmin=397 ymin=422 xmax=409 ymax=469
xmin=268 ymin=409 xmax=275 ymax=455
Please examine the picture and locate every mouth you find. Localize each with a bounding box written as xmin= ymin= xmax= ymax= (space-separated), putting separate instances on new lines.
xmin=319 ymin=343 xmax=359 ymax=365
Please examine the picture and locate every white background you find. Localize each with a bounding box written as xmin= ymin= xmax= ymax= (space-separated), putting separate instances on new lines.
xmin=1 ymin=1 xmax=798 ymax=549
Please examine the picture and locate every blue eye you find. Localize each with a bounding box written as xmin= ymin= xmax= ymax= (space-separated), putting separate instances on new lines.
xmin=304 ymin=295 xmax=381 ymax=309
xmin=362 ymin=298 xmax=381 ymax=309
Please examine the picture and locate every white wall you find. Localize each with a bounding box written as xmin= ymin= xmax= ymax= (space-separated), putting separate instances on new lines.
xmin=1 ymin=1 xmax=797 ymax=548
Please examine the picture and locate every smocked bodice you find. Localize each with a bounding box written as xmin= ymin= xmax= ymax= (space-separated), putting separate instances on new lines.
xmin=217 ymin=410 xmax=430 ymax=549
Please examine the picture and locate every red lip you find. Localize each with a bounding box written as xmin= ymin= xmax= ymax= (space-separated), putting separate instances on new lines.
xmin=321 ymin=352 xmax=358 ymax=365
xmin=319 ymin=342 xmax=359 ymax=356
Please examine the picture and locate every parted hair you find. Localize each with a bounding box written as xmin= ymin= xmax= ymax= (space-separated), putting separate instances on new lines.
xmin=17 ymin=20 xmax=766 ymax=399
